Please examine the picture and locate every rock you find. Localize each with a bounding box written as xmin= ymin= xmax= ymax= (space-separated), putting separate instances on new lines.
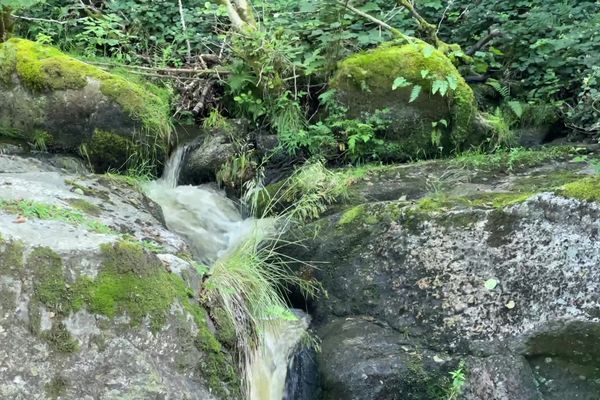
xmin=330 ymin=40 xmax=482 ymax=159
xmin=0 ymin=39 xmax=171 ymax=172
xmin=516 ymin=126 xmax=551 ymax=148
xmin=285 ymin=151 xmax=600 ymax=399
xmin=180 ymin=133 xmax=236 ymax=185
xmin=284 ymin=342 xmax=320 ymax=400
xmin=179 ymin=120 xmax=252 ymax=186
xmin=0 ymin=154 xmax=240 ymax=399
xmin=460 ymin=355 xmax=542 ymax=400
xmin=318 ymin=318 xmax=453 ymax=400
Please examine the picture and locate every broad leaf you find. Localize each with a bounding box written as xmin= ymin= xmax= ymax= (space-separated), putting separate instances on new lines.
xmin=409 ymin=85 xmax=422 ymax=103
xmin=392 ymin=77 xmax=411 ymax=90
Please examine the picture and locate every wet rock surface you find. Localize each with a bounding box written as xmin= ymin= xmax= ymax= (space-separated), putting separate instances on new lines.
xmin=289 ymin=149 xmax=600 ymax=399
xmin=0 ymin=154 xmax=238 ymax=399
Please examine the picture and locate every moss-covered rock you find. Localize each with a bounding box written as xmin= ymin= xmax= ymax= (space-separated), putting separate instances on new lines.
xmin=330 ymin=40 xmax=481 ymax=159
xmin=0 ymin=38 xmax=171 ymax=172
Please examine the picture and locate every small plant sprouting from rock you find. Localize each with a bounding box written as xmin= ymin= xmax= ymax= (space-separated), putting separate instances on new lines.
xmin=447 ymin=360 xmax=466 ymax=400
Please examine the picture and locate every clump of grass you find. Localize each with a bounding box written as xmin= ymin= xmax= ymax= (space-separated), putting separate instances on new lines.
xmin=251 ymin=160 xmax=351 ymax=222
xmin=202 ymin=160 xmax=343 ymax=395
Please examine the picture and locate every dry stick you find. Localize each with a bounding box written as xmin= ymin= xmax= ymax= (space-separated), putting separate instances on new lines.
xmin=193 ymin=80 xmax=216 ymax=115
xmin=10 ymin=14 xmax=84 ymax=25
xmin=336 ymin=0 xmax=412 ymax=43
xmin=177 ymin=0 xmax=192 ymax=60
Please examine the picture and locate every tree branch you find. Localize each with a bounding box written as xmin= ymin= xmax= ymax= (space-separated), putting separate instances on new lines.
xmin=10 ymin=14 xmax=86 ymax=25
xmin=466 ymin=28 xmax=502 ymax=56
xmin=397 ymin=0 xmax=439 ymax=45
xmin=87 ymin=61 xmax=231 ymax=75
xmin=336 ymin=0 xmax=411 ymax=42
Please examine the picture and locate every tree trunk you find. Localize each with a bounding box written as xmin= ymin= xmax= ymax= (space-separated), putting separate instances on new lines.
xmin=220 ymin=0 xmax=256 ymax=31
xmin=0 ymin=7 xmax=13 ymax=43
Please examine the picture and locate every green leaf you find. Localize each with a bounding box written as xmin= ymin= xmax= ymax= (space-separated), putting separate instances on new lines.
xmin=508 ymin=101 xmax=524 ymax=118
xmin=432 ymin=80 xmax=449 ymax=96
xmin=421 ymin=69 xmax=430 ymax=79
xmin=439 ymin=119 xmax=448 ymax=127
xmin=446 ymin=75 xmax=458 ymax=91
xmin=409 ymin=85 xmax=422 ymax=103
xmin=484 ymin=278 xmax=498 ymax=290
xmin=392 ymin=77 xmax=411 ymax=90
xmin=422 ymin=45 xmax=435 ymax=58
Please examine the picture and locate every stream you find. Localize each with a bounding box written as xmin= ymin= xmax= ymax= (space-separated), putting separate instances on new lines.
xmin=145 ymin=146 xmax=309 ymax=400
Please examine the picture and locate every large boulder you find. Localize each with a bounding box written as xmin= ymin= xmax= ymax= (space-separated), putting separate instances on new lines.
xmin=287 ymin=147 xmax=600 ymax=399
xmin=0 ymin=154 xmax=240 ymax=399
xmin=0 ymin=38 xmax=171 ymax=172
xmin=330 ymin=41 xmax=482 ymax=159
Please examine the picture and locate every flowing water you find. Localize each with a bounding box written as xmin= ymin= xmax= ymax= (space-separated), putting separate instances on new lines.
xmin=144 ymin=146 xmax=309 ymax=399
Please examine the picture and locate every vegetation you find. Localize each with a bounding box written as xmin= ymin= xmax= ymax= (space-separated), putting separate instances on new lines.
xmin=0 ymin=198 xmax=113 ymax=233
xmin=2 ymin=1 xmax=600 ymax=398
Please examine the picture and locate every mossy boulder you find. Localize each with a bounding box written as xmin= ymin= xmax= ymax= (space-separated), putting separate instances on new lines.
xmin=330 ymin=41 xmax=482 ymax=158
xmin=0 ymin=38 xmax=171 ymax=172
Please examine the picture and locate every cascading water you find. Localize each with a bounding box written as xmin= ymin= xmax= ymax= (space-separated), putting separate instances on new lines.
xmin=144 ymin=146 xmax=310 ymax=399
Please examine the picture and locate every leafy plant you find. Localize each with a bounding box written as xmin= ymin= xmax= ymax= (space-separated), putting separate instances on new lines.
xmin=447 ymin=360 xmax=466 ymax=399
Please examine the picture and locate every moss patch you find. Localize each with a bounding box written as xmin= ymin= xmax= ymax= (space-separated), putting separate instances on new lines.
xmin=41 ymin=321 xmax=79 ymax=353
xmin=65 ymin=198 xmax=102 ymax=216
xmin=0 ymin=38 xmax=171 ymax=138
xmin=559 ymin=177 xmax=600 ymax=202
xmin=84 ymin=129 xmax=135 ymax=173
xmin=45 ymin=375 xmax=69 ymax=399
xmin=26 ymin=241 xmax=241 ymax=393
xmin=0 ymin=238 xmax=24 ymax=275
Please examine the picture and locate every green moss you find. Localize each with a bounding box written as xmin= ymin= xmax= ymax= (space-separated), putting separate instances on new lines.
xmin=0 ymin=238 xmax=24 ymax=275
xmin=65 ymin=198 xmax=102 ymax=216
xmin=42 ymin=321 xmax=79 ymax=353
xmin=185 ymin=299 xmax=241 ymax=397
xmin=331 ymin=40 xmax=478 ymax=155
xmin=468 ymin=192 xmax=534 ymax=208
xmin=29 ymin=247 xmax=79 ymax=316
xmin=559 ymin=177 xmax=600 ymax=202
xmin=24 ymin=240 xmax=240 ymax=393
xmin=451 ymin=146 xmax=578 ymax=173
xmin=0 ymin=38 xmax=171 ymax=140
xmin=85 ymin=129 xmax=134 ymax=173
xmin=212 ymin=307 xmax=237 ymax=349
xmin=339 ymin=205 xmax=365 ymax=225
xmin=45 ymin=375 xmax=69 ymax=399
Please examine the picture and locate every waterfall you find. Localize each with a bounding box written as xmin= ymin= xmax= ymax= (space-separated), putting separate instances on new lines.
xmin=144 ymin=145 xmax=310 ymax=399
xmin=247 ymin=312 xmax=310 ymax=400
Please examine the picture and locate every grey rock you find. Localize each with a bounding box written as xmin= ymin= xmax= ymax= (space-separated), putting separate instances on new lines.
xmin=180 ymin=133 xmax=236 ymax=185
xmin=0 ymin=154 xmax=238 ymax=399
xmin=287 ymin=155 xmax=600 ymax=399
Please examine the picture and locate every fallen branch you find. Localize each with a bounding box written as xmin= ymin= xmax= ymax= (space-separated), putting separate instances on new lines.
xmin=10 ymin=14 xmax=84 ymax=25
xmin=87 ymin=61 xmax=231 ymax=76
